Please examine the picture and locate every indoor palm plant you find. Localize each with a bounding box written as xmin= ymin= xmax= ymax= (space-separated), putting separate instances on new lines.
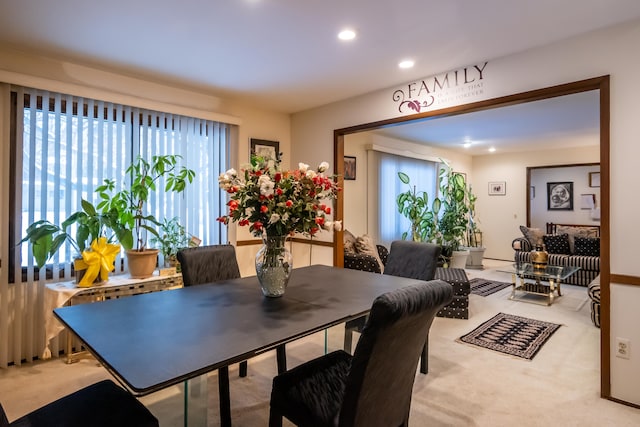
xmin=436 ymin=163 xmax=470 ymax=268
xmin=396 ymin=171 xmax=441 ymax=242
xmin=97 ymin=154 xmax=195 ymax=278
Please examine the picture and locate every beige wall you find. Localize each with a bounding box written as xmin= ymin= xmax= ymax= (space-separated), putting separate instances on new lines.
xmin=291 ymin=19 xmax=640 ymax=405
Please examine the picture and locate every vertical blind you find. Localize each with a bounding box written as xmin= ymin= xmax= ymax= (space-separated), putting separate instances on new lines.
xmin=2 ymin=85 xmax=233 ymax=367
xmin=371 ymin=151 xmax=437 ymax=247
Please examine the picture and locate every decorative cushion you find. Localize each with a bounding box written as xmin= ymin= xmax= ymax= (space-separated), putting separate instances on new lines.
xmin=355 ymin=234 xmax=384 ymax=273
xmin=574 ymin=237 xmax=600 ymax=257
xmin=519 ymin=225 xmax=544 ymax=247
xmin=543 ymin=233 xmax=571 ymax=255
xmin=556 ymin=225 xmax=599 ymax=253
xmin=343 ymin=229 xmax=358 ymax=254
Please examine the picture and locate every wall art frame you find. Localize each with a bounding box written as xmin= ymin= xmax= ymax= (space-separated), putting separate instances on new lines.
xmin=250 ymin=138 xmax=280 ymax=161
xmin=547 ymin=181 xmax=574 ymax=211
xmin=488 ymin=181 xmax=506 ymax=196
xmin=344 ymin=156 xmax=356 ymax=180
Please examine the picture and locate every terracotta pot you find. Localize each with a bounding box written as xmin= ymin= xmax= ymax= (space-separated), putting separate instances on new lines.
xmin=126 ymin=249 xmax=159 ymax=279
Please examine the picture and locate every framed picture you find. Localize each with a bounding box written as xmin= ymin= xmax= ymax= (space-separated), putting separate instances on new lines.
xmin=547 ymin=182 xmax=573 ymax=210
xmin=250 ymin=138 xmax=280 ymax=160
xmin=589 ymin=171 xmax=600 ymax=187
xmin=488 ymin=181 xmax=506 ymax=196
xmin=344 ymin=156 xmax=356 ymax=180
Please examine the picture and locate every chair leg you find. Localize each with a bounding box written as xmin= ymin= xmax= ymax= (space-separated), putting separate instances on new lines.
xmin=268 ymin=406 xmax=283 ymax=427
xmin=239 ymin=360 xmax=248 ymax=377
xmin=276 ymin=344 xmax=287 ymax=373
xmin=420 ymin=340 xmax=428 ymax=374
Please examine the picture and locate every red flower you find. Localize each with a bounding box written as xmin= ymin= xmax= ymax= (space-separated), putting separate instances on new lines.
xmin=285 ymin=200 xmax=293 ymax=207
xmin=309 ymin=227 xmax=319 ymax=235
xmin=239 ymin=219 xmax=250 ymax=226
xmin=315 ymin=217 xmax=325 ymax=226
xmin=274 ymin=172 xmax=282 ymax=182
xmin=260 ymin=205 xmax=269 ymax=213
xmin=276 ymin=188 xmax=283 ymax=196
xmin=216 ymin=216 xmax=228 ymax=223
xmin=253 ymin=221 xmax=263 ymax=231
xmin=324 ymin=206 xmax=331 ymax=214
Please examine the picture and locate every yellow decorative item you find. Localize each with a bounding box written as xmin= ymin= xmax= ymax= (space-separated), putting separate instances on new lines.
xmin=78 ymin=237 xmax=121 ymax=287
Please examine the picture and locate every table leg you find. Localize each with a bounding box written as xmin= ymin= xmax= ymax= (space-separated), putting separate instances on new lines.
xmin=420 ymin=338 xmax=428 ymax=374
xmin=218 ymin=366 xmax=232 ymax=427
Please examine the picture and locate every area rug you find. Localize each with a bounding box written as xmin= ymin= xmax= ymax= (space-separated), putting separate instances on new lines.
xmin=458 ymin=312 xmax=561 ymax=360
xmin=469 ymin=278 xmax=512 ymax=296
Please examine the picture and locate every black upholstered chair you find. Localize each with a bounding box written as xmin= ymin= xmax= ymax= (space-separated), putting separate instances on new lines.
xmin=0 ymin=379 xmax=158 ymax=427
xmin=269 ymin=279 xmax=453 ymax=427
xmin=344 ymin=240 xmax=441 ymax=374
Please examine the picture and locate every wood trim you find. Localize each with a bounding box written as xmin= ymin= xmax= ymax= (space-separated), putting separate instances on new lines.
xmin=236 ymin=238 xmax=334 ymax=248
xmin=334 ymin=75 xmax=612 ymax=399
xmin=610 ymin=274 xmax=640 ymax=287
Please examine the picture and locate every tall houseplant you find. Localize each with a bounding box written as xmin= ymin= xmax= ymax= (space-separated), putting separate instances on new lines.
xmin=436 ymin=164 xmax=470 ymax=268
xmin=98 ymin=154 xmax=195 ymax=278
xmin=396 ymin=172 xmax=440 ymax=242
xmin=462 ymin=183 xmax=486 ymax=269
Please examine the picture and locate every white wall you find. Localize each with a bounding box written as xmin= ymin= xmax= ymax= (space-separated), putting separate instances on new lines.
xmin=291 ymin=19 xmax=640 ymax=405
xmin=473 ymin=146 xmax=600 ymax=260
xmin=530 ymin=165 xmax=601 ymax=228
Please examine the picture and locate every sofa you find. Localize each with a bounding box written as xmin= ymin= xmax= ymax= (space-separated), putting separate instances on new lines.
xmin=512 ymin=223 xmax=600 ymax=287
xmin=344 ymin=244 xmax=389 ymax=273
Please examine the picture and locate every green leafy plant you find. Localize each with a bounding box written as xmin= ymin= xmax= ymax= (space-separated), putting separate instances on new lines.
xmin=436 ymin=164 xmax=469 ymax=252
xmin=396 ymin=172 xmax=441 ymax=242
xmin=19 ymin=199 xmax=118 ymax=268
xmin=150 ymin=217 xmax=191 ymax=261
xmin=465 ymin=184 xmax=483 ymax=247
xmin=97 ymin=154 xmax=195 ymax=251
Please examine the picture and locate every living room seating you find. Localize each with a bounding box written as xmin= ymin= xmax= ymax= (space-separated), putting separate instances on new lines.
xmin=0 ymin=379 xmax=158 ymax=427
xmin=588 ymin=275 xmax=601 ymax=328
xmin=267 ymin=280 xmax=453 ymax=427
xmin=512 ymin=223 xmax=600 ymax=287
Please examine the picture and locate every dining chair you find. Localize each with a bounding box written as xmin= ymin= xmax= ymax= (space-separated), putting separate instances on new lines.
xmin=344 ymin=240 xmax=441 ymax=373
xmin=177 ymin=244 xmax=248 ymax=381
xmin=268 ymin=279 xmax=453 ymax=427
xmin=0 ymin=379 xmax=158 ymax=427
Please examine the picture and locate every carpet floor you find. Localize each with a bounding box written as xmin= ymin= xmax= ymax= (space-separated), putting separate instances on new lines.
xmin=1 ymin=260 xmax=639 ymax=426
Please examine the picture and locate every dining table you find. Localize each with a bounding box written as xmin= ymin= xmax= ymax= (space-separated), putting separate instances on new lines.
xmin=53 ymin=264 xmax=430 ymax=426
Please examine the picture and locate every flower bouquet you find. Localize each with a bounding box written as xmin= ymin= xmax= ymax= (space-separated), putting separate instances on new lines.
xmin=218 ymin=156 xmax=341 ymax=296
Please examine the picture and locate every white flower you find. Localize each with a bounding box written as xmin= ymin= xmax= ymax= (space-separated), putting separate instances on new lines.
xmin=298 ymin=162 xmax=309 ymax=173
xmin=333 ymin=220 xmax=342 ymax=231
xmin=226 ymin=168 xmax=237 ymax=177
xmin=306 ymin=170 xmax=317 ymax=179
xmin=318 ymin=162 xmax=329 ymax=173
xmin=258 ymin=175 xmax=274 ymax=196
xmin=269 ymin=213 xmax=281 ymax=224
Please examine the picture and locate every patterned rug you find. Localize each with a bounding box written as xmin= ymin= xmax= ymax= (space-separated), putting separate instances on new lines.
xmin=469 ymin=278 xmax=512 ymax=296
xmin=458 ymin=313 xmax=561 ymax=360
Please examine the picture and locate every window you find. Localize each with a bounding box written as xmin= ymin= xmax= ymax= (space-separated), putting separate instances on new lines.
xmin=10 ymin=87 xmax=233 ymax=282
xmin=373 ymin=151 xmax=437 ymax=246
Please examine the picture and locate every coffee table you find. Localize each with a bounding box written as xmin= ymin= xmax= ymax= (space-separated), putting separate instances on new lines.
xmin=498 ymin=263 xmax=580 ymax=305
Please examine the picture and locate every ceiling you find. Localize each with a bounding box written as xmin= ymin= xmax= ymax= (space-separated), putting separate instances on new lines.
xmin=1 ymin=0 xmax=640 ymax=115
xmin=0 ymin=1 xmax=633 ymax=155
xmin=372 ymin=90 xmax=601 ymax=156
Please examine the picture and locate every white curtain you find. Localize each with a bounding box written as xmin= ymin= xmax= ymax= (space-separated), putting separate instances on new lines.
xmin=1 ymin=86 xmax=233 ymax=366
xmin=369 ymin=150 xmax=437 ymax=247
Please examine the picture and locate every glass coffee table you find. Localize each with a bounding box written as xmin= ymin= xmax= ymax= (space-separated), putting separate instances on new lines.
xmin=498 ymin=263 xmax=580 ymax=305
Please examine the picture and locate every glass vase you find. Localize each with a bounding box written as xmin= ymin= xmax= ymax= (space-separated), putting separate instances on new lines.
xmin=255 ymin=235 xmax=293 ymax=297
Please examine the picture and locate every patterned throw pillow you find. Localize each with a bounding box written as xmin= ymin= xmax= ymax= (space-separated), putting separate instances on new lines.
xmin=520 ymin=225 xmax=544 ymax=247
xmin=355 ymin=234 xmax=384 ymax=273
xmin=543 ymin=233 xmax=571 ymax=255
xmin=343 ymin=229 xmax=358 ymax=254
xmin=574 ymin=237 xmax=600 ymax=257
xmin=556 ymin=225 xmax=599 ymax=253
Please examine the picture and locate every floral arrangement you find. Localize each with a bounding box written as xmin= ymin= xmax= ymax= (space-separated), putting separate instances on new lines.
xmin=217 ymin=156 xmax=341 ymax=237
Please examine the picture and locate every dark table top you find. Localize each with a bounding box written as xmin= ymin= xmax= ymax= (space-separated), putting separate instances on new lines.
xmin=54 ymin=264 xmax=425 ymax=395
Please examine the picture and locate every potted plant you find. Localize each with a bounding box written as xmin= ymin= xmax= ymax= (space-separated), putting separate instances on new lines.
xmin=462 ymin=183 xmax=486 ymax=269
xmin=97 ymin=154 xmax=195 ymax=278
xmin=19 ymin=199 xmax=121 ymax=286
xmin=396 ymin=172 xmax=440 ymax=243
xmin=150 ymin=217 xmax=191 ymax=268
xmin=436 ymin=164 xmax=470 ymax=268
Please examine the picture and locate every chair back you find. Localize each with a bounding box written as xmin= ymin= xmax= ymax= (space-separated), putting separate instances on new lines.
xmin=383 ymin=240 xmax=441 ymax=281
xmin=177 ymin=244 xmax=241 ymax=286
xmin=339 ymin=280 xmax=453 ymax=426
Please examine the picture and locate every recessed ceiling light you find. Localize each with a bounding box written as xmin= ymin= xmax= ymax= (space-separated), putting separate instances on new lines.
xmin=488 ymin=147 xmax=496 ymax=153
xmin=338 ymin=29 xmax=356 ymax=41
xmin=398 ymin=59 xmax=414 ymax=69
xmin=463 ymin=142 xmax=472 ymax=148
